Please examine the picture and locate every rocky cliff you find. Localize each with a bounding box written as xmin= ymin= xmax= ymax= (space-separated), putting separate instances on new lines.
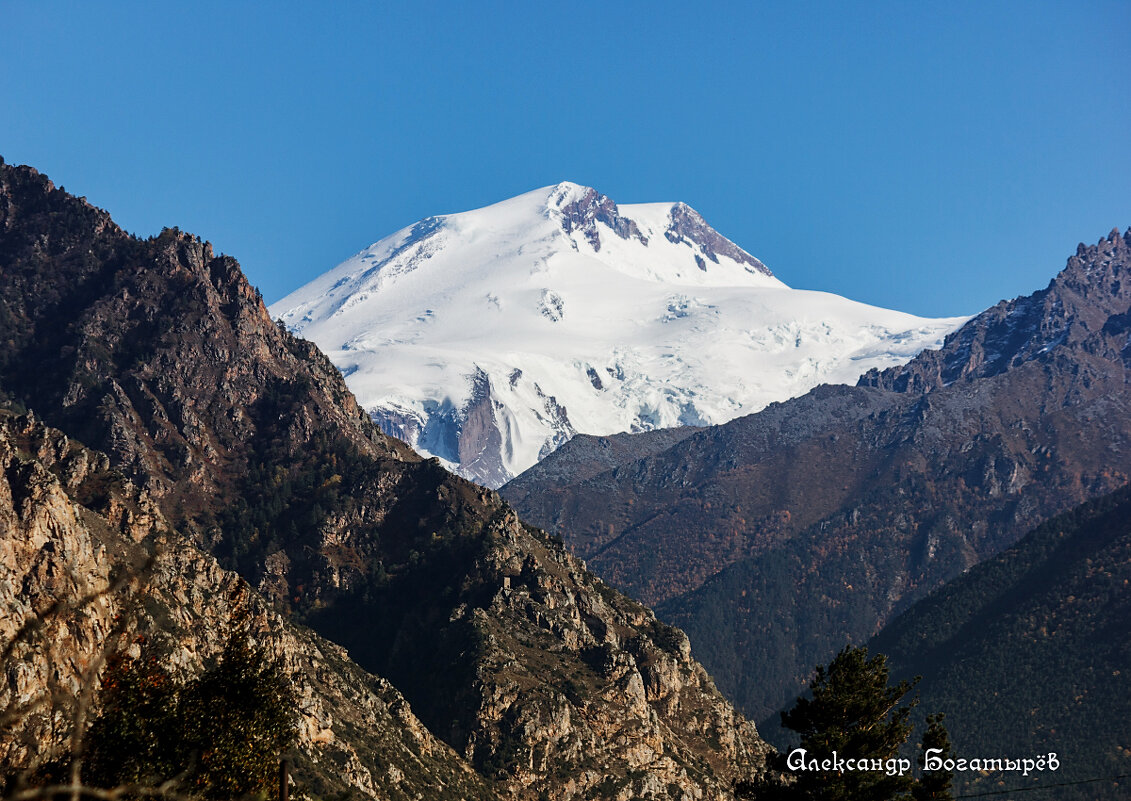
xmin=0 ymin=410 xmax=499 ymax=800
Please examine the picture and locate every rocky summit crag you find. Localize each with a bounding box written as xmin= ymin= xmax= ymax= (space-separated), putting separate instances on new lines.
xmin=0 ymin=158 xmax=772 ymax=800
xmin=504 ymin=228 xmax=1131 ymax=722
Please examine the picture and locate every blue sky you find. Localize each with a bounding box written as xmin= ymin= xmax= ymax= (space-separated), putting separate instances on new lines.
xmin=3 ymin=1 xmax=1128 ymax=317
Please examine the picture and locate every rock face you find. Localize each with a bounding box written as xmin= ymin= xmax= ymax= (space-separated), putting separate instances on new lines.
xmin=504 ymin=228 xmax=1131 ymax=721
xmin=663 ymin=203 xmax=769 ymax=275
xmin=0 ymin=158 xmax=772 ymax=799
xmin=0 ymin=411 xmax=499 ymax=800
xmin=555 ymin=185 xmax=648 ymax=252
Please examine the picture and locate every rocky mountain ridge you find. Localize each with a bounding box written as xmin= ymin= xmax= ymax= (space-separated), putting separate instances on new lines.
xmin=0 ymin=157 xmax=772 ymax=800
xmin=859 ymin=228 xmax=1131 ymax=393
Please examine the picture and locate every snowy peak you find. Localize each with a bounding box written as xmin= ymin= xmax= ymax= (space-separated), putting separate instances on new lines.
xmin=278 ymin=182 xmax=785 ymax=338
xmin=272 ymin=183 xmax=965 ymax=487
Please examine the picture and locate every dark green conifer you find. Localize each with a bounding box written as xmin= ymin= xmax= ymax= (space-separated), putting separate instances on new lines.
xmin=779 ymin=645 xmax=918 ymax=801
xmin=913 ymin=713 xmax=954 ymax=801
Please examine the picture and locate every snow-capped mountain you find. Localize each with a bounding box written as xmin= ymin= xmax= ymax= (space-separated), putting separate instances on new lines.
xmin=271 ymin=183 xmax=966 ymax=487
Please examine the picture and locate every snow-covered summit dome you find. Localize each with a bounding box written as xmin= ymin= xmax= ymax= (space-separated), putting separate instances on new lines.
xmin=272 ymin=184 xmax=964 ymax=487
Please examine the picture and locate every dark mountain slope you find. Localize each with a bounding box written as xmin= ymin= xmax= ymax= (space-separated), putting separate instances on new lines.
xmin=503 ymin=426 xmax=701 ymax=505
xmin=0 ymin=158 xmax=398 ymax=529
xmin=869 ymin=484 xmax=1131 ymax=800
xmin=506 ymin=228 xmax=1131 ymax=720
xmin=0 ymin=158 xmax=771 ymax=800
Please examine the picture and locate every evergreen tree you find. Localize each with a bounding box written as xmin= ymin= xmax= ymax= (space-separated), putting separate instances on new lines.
xmin=913 ymin=713 xmax=954 ymax=801
xmin=779 ymin=645 xmax=918 ymax=801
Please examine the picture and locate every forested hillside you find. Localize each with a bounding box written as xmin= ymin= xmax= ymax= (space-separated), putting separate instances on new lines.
xmin=870 ymin=484 xmax=1131 ymax=800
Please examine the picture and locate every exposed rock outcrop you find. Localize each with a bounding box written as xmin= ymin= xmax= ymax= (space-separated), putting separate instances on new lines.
xmin=664 ymin=203 xmax=770 ymax=276
xmin=552 ymin=185 xmax=648 ymax=252
xmin=0 ymin=410 xmax=499 ymax=800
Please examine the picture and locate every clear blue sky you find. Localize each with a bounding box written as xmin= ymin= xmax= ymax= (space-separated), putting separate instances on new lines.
xmin=3 ymin=1 xmax=1127 ymax=317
